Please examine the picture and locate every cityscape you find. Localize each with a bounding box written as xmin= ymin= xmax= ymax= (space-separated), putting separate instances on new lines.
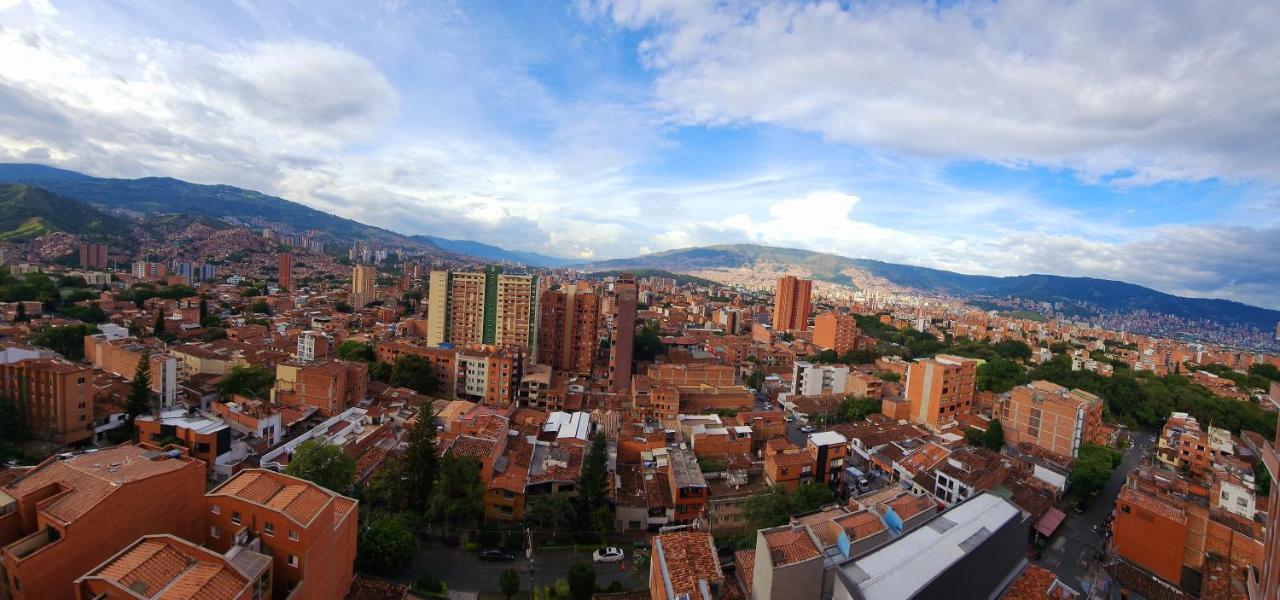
xmin=1 ymin=2 xmax=1280 ymax=600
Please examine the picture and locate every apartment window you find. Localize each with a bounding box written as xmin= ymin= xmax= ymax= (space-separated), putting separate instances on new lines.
xmin=231 ymin=511 xmax=242 ymax=525
xmin=1238 ymin=498 xmax=1248 ymax=507
xmin=288 ymin=554 xmax=299 ymax=568
xmin=210 ymin=526 xmax=220 ymax=539
xmin=288 ymin=530 xmax=299 ymax=541
xmin=263 ymin=522 xmax=275 ymax=536
xmin=211 ymin=505 xmax=221 ymax=515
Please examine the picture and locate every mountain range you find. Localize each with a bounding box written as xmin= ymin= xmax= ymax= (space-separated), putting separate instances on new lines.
xmin=582 ymin=244 xmax=1280 ymax=330
xmin=0 ymin=163 xmax=1275 ymax=331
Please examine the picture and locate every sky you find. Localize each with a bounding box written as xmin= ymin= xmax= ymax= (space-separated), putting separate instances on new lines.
xmin=1 ymin=0 xmax=1279 ymax=308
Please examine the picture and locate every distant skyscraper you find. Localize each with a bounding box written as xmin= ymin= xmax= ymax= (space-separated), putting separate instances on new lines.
xmin=279 ymin=253 xmax=295 ymax=292
xmin=772 ymin=275 xmax=813 ymax=331
xmin=78 ymin=243 xmax=107 ymax=269
xmin=1275 ymin=319 xmax=1279 ymax=341
xmin=609 ymin=274 xmax=638 ymax=393
xmin=425 ymin=267 xmax=539 ymax=354
xmin=538 ymin=285 xmax=601 ymax=376
xmin=351 ymin=264 xmax=377 ymax=308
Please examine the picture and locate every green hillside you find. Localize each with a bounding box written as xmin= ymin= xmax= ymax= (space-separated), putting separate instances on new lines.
xmin=0 ymin=184 xmax=130 ymax=242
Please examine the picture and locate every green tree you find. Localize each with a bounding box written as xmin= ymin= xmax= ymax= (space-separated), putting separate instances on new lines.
xmin=336 ymin=340 xmax=376 ymax=363
xmin=401 ymin=411 xmax=439 ymax=513
xmin=125 ymin=354 xmax=155 ymax=430
xmin=500 ymin=569 xmax=522 ymax=600
xmin=809 ymin=349 xmax=839 ymax=364
xmin=792 ymin=482 xmax=835 ymax=512
xmin=1256 ymin=460 xmax=1273 ymax=497
xmin=30 ymin=324 xmax=98 ymax=360
xmin=14 ymin=302 xmax=26 ymax=322
xmin=153 ymin=310 xmax=166 ymax=337
xmin=568 ymin=561 xmax=596 ymax=600
xmin=982 ymin=420 xmax=1005 ymax=450
xmin=200 ymin=315 xmax=222 ymax=328
xmin=357 ymin=514 xmax=417 ymax=575
xmin=993 ymin=340 xmax=1032 ymax=361
xmin=389 ymin=354 xmax=436 ymax=395
xmin=744 ymin=490 xmax=794 ymax=530
xmin=574 ymin=433 xmax=612 ymax=538
xmin=285 ymin=439 xmax=356 ymax=493
xmin=526 ymin=495 xmax=575 ymax=531
xmin=369 ymin=361 xmax=392 ymax=382
xmin=836 ymin=396 xmax=880 ymax=423
xmin=839 ymin=349 xmax=880 ymax=364
xmin=198 ymin=296 xmax=208 ymax=321
xmin=216 ymin=366 xmax=275 ymax=399
xmin=1069 ymin=443 xmax=1121 ymax=499
xmin=429 ymin=455 xmax=485 ymax=525
xmin=250 ymin=299 xmax=271 ymax=315
xmin=977 ymin=358 xmax=1027 ymax=393
xmin=633 ymin=323 xmax=664 ymax=363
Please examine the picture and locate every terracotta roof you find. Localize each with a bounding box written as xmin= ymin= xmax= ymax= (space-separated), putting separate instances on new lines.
xmin=1118 ymin=487 xmax=1186 ymax=524
xmin=835 ymin=510 xmax=887 ymax=541
xmin=653 ymin=531 xmax=723 ymax=599
xmin=209 ymin=469 xmax=353 ymax=527
xmin=78 ymin=534 xmax=259 ymax=600
xmin=762 ymin=526 xmax=821 ymax=566
xmin=1001 ymin=564 xmax=1076 ymax=599
xmin=4 ymin=445 xmax=193 ymax=524
xmin=886 ymin=493 xmax=936 ymax=521
xmin=345 ymin=575 xmax=413 ymax=600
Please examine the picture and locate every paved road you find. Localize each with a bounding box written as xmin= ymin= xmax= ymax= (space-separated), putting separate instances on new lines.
xmin=401 ymin=544 xmax=644 ymax=594
xmin=1035 ymin=431 xmax=1154 ymax=593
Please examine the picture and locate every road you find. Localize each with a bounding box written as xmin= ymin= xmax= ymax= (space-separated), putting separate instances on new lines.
xmin=401 ymin=544 xmax=645 ymax=594
xmin=1034 ymin=431 xmax=1154 ymax=593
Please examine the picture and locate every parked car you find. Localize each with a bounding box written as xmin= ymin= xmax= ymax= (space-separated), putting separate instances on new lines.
xmin=800 ymin=425 xmax=815 ymax=433
xmin=593 ymin=547 xmax=625 ymax=563
xmin=479 ymin=549 xmax=516 ymax=562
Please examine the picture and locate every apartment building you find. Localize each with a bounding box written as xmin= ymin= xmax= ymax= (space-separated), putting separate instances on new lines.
xmin=427 ymin=267 xmax=540 ymax=355
xmin=998 ymin=380 xmax=1104 ymax=460
xmin=134 ymin=409 xmax=231 ymax=471
xmin=808 ymin=431 xmax=849 ymax=488
xmin=78 ymin=243 xmax=107 ymax=270
xmin=791 ymin=361 xmax=849 ymax=396
xmin=457 ymin=346 xmax=523 ymax=406
xmin=764 ymin=438 xmax=813 ymax=492
xmin=0 ymin=358 xmax=93 ymax=445
xmin=272 ymin=359 xmax=368 ymax=417
xmin=279 ymin=253 xmax=294 ymax=292
xmin=84 ymin=334 xmax=178 ymax=408
xmin=904 ymin=354 xmax=979 ymax=431
xmin=610 ymin=274 xmax=638 ymax=393
xmin=74 ymin=533 xmax=272 ymax=600
xmin=647 ymin=363 xmax=736 ymax=387
xmin=350 ymin=264 xmax=377 ymax=309
xmin=537 ymin=286 xmax=600 ymax=376
xmin=0 ymin=445 xmax=206 ymax=600
xmin=666 ymin=446 xmax=709 ymax=525
xmin=205 ymin=469 xmax=358 ymax=599
xmin=812 ymin=311 xmax=859 ymax=354
xmin=772 ymin=275 xmax=812 ymax=332
xmin=649 ymin=530 xmax=723 ymax=600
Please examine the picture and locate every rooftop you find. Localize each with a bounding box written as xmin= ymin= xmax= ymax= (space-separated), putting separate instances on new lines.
xmin=4 ymin=445 xmax=194 ymax=524
xmin=653 ymin=531 xmax=723 ymax=600
xmin=762 ymin=525 xmax=822 ymax=566
xmin=208 ymin=469 xmax=355 ymax=527
xmin=75 ymin=534 xmax=268 ymax=600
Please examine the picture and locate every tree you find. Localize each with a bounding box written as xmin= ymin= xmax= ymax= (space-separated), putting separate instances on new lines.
xmin=13 ymin=302 xmax=26 ymax=322
xmin=744 ymin=489 xmax=794 ymax=531
xmin=200 ymin=315 xmax=222 ymax=328
xmin=792 ymin=482 xmax=835 ymax=512
xmin=126 ymin=354 xmax=155 ymax=430
xmin=526 ymin=495 xmax=575 ymax=531
xmin=250 ymin=299 xmax=271 ymax=315
xmin=369 ymin=361 xmax=391 ymax=382
xmin=574 ymin=433 xmax=612 ymax=538
xmin=357 ymin=514 xmax=416 ymax=575
xmin=993 ymin=340 xmax=1032 ymax=362
xmin=839 ymin=349 xmax=879 ymax=365
xmin=977 ymin=358 xmax=1027 ymax=393
xmin=500 ymin=569 xmax=522 ymax=600
xmin=198 ymin=297 xmax=208 ymax=321
xmin=428 ymin=455 xmax=485 ymax=525
xmin=633 ymin=323 xmax=664 ymax=363
xmin=153 ymin=310 xmax=166 ymax=337
xmin=389 ymin=355 xmax=436 ymax=395
xmin=836 ymin=396 xmax=880 ymax=423
xmin=1069 ymin=443 xmax=1121 ymax=499
xmin=336 ymin=340 xmax=376 ymax=363
xmin=286 ymin=439 xmax=356 ymax=493
xmin=401 ymin=411 xmax=439 ymax=513
xmin=982 ymin=420 xmax=1005 ymax=450
xmin=568 ymin=561 xmax=596 ymax=600
xmin=216 ymin=366 xmax=275 ymax=399
xmin=30 ymin=324 xmax=98 ymax=360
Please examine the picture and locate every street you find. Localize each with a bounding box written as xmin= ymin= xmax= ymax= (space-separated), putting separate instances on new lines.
xmin=1034 ymin=431 xmax=1153 ymax=593
xmin=401 ymin=544 xmax=644 ymax=594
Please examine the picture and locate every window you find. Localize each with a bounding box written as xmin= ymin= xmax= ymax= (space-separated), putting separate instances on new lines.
xmin=211 ymin=505 xmax=221 ymax=515
xmin=231 ymin=511 xmax=242 ymax=525
xmin=196 ymin=443 xmax=210 ymax=454
xmin=210 ymin=526 xmax=220 ymax=539
xmin=263 ymin=522 xmax=274 ymax=536
xmin=288 ymin=530 xmax=299 ymax=541
xmin=288 ymin=554 xmax=298 ymax=568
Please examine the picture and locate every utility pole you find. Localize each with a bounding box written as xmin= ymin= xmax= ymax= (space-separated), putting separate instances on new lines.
xmin=526 ymin=527 xmax=535 ymax=596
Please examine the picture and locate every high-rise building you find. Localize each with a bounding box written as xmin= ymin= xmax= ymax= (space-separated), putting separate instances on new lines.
xmin=609 ymin=274 xmax=638 ymax=393
xmin=905 ymin=354 xmax=979 ymax=431
xmin=351 ymin=264 xmax=377 ymax=308
xmin=812 ymin=310 xmax=858 ymax=353
xmin=998 ymin=380 xmax=1104 ymax=460
xmin=537 ymin=285 xmax=601 ymax=376
xmin=78 ymin=243 xmax=107 ymax=269
xmin=279 ymin=253 xmax=295 ymax=291
xmin=772 ymin=275 xmax=812 ymax=331
xmin=1255 ymin=412 xmax=1280 ymax=598
xmin=424 ymin=267 xmax=539 ymax=355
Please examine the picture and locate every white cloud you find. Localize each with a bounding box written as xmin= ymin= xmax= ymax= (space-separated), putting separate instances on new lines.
xmin=596 ymin=0 xmax=1280 ymax=184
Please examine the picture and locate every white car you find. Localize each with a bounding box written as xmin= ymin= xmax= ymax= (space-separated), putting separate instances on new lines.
xmin=593 ymin=547 xmax=625 ymax=563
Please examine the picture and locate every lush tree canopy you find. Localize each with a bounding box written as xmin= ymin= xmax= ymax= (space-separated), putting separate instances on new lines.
xmin=285 ymin=440 xmax=356 ymax=493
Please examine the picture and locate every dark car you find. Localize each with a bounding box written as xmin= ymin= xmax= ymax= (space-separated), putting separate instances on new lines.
xmin=479 ymin=549 xmax=516 ymax=562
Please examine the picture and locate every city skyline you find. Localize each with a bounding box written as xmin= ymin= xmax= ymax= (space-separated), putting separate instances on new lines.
xmin=1 ymin=0 xmax=1278 ymax=309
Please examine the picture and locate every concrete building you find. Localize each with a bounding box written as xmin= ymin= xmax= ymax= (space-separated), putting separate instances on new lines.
xmin=0 ymin=358 xmax=94 ymax=445
xmin=0 ymin=445 xmax=207 ymax=600
xmin=753 ymin=524 xmax=825 ymax=600
xmin=610 ymin=274 xmax=638 ymax=393
xmin=272 ymin=359 xmax=368 ymax=417
xmin=278 ymin=253 xmax=294 ymax=292
xmin=809 ymin=431 xmax=850 ymax=488
xmin=832 ymin=492 xmax=1030 ymax=600
xmin=792 ymin=361 xmax=850 ymax=396
xmin=351 ymin=264 xmax=377 ymax=309
xmin=813 ymin=311 xmax=859 ymax=354
xmin=773 ymin=275 xmax=812 ymax=332
xmin=78 ymin=243 xmax=107 ymax=270
xmin=537 ymin=286 xmax=600 ymax=376
xmin=205 ymin=469 xmax=358 ymax=600
xmin=426 ymin=267 xmax=540 ymax=355
xmin=904 ymin=354 xmax=979 ymax=432
xmin=999 ymin=381 xmax=1104 ymax=460
xmin=295 ymin=330 xmax=330 ymax=362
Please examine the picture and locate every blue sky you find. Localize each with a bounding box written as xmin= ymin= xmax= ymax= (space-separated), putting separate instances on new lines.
xmin=1 ymin=0 xmax=1279 ymax=308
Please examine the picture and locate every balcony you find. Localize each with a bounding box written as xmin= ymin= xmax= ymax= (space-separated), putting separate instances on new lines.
xmin=7 ymin=527 xmax=59 ymax=560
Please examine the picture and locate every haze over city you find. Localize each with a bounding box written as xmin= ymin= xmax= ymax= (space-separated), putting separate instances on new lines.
xmin=2 ymin=0 xmax=1279 ymax=306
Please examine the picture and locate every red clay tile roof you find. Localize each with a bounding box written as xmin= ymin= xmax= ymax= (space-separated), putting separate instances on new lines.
xmin=209 ymin=469 xmax=353 ymax=527
xmin=762 ymin=527 xmax=821 ymax=566
xmin=653 ymin=531 xmax=722 ymax=600
xmin=81 ymin=534 xmax=254 ymax=600
xmin=835 ymin=510 xmax=887 ymax=541
xmin=4 ymin=445 xmax=193 ymax=524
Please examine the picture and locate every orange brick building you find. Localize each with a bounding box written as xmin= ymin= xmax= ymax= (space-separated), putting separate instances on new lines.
xmin=1114 ymin=486 xmax=1189 ymax=585
xmin=273 ymin=359 xmax=369 ymax=417
xmin=0 ymin=444 xmax=206 ymax=600
xmin=74 ymin=533 xmax=272 ymax=600
xmin=999 ymin=381 xmax=1104 ymax=460
xmin=813 ymin=311 xmax=859 ymax=354
xmin=904 ymin=354 xmax=978 ymax=431
xmin=772 ymin=275 xmax=812 ymax=332
xmin=537 ymin=287 xmax=600 ymax=376
xmin=646 ymin=363 xmax=737 ymax=387
xmin=764 ymin=438 xmax=814 ymax=491
xmin=205 ymin=469 xmax=358 ymax=600
xmin=0 ymin=358 xmax=93 ymax=445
